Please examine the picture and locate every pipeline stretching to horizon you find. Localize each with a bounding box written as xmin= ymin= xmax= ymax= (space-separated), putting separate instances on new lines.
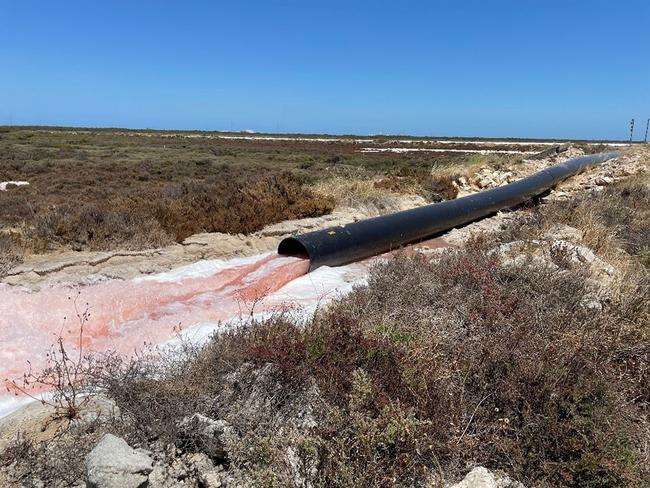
xmin=279 ymin=151 xmax=621 ymax=270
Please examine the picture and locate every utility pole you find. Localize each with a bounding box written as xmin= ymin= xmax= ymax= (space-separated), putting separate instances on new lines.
xmin=629 ymin=118 xmax=635 ymax=142
xmin=645 ymin=118 xmax=649 ymax=143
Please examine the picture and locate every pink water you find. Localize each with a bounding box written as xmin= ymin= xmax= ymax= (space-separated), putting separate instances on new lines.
xmin=0 ymin=254 xmax=310 ymax=412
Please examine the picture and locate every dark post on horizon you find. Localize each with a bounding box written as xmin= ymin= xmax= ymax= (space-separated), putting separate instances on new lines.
xmin=645 ymin=118 xmax=649 ymax=143
xmin=629 ymin=118 xmax=635 ymax=142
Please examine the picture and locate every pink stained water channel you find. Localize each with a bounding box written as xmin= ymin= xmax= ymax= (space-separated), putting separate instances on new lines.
xmin=0 ymin=254 xmax=311 ymax=412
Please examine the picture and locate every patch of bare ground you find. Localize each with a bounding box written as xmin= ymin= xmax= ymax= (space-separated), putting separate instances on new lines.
xmin=2 ymin=161 xmax=648 ymax=486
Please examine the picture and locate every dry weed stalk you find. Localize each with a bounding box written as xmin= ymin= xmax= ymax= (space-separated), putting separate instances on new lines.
xmin=6 ymin=292 xmax=93 ymax=422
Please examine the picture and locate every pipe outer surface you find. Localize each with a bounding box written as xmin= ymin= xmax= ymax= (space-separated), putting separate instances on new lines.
xmin=278 ymin=151 xmax=621 ymax=271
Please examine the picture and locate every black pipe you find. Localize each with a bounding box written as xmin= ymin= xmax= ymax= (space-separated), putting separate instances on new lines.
xmin=278 ymin=151 xmax=621 ymax=271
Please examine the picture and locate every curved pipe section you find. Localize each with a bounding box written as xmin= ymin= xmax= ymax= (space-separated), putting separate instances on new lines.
xmin=279 ymin=151 xmax=621 ymax=271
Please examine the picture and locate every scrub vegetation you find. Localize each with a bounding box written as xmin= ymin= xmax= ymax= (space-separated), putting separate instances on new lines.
xmin=0 ymin=126 xmax=529 ymax=265
xmin=2 ymin=175 xmax=648 ymax=487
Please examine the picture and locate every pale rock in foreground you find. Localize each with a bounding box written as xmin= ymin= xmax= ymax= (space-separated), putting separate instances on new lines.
xmin=177 ymin=413 xmax=233 ymax=461
xmin=85 ymin=434 xmax=153 ymax=488
xmin=450 ymin=467 xmax=525 ymax=488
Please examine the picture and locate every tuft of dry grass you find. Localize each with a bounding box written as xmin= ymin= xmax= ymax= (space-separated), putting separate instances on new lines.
xmin=497 ymin=176 xmax=650 ymax=266
xmin=313 ymin=172 xmax=406 ymax=209
xmin=0 ymin=233 xmax=23 ymax=277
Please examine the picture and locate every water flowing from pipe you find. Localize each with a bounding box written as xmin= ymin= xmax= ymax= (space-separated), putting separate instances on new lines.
xmin=0 ymin=253 xmax=317 ymax=417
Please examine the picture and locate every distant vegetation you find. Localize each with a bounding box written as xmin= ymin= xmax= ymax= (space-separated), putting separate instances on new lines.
xmin=0 ymin=127 xmax=515 ymax=262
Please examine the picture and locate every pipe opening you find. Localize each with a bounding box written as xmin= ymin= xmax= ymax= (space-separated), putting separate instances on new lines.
xmin=278 ymin=237 xmax=310 ymax=260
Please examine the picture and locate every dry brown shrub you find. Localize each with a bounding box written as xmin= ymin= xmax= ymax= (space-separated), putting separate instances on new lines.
xmin=27 ymin=172 xmax=334 ymax=250
xmin=418 ymin=173 xmax=459 ymax=202
xmin=387 ymin=168 xmax=459 ymax=202
xmin=0 ymin=421 xmax=103 ymax=487
xmin=30 ymin=203 xmax=172 ymax=252
xmin=373 ymin=175 xmax=415 ymax=193
xmin=140 ymin=173 xmax=334 ymax=241
xmin=320 ymin=246 xmax=647 ymax=485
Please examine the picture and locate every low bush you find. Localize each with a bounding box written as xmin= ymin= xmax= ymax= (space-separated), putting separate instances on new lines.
xmin=30 ymin=204 xmax=172 ymax=252
xmin=0 ymin=422 xmax=103 ymax=486
xmin=378 ymin=169 xmax=459 ymax=202
xmin=29 ymin=173 xmax=334 ymax=250
xmin=419 ymin=173 xmax=458 ymax=202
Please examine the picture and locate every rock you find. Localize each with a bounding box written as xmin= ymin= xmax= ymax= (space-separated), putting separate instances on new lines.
xmin=477 ymin=177 xmax=495 ymax=189
xmin=451 ymin=467 xmax=497 ymax=487
xmin=550 ymin=190 xmax=570 ymax=200
xmin=148 ymin=452 xmax=228 ymax=488
xmin=177 ymin=413 xmax=233 ymax=461
xmin=85 ymin=434 xmax=153 ymax=488
xmin=550 ymin=240 xmax=616 ymax=278
xmin=581 ymin=296 xmax=603 ymax=311
xmin=595 ymin=175 xmax=614 ymax=186
xmin=450 ymin=467 xmax=524 ymax=488
xmin=499 ymin=171 xmax=515 ymax=183
xmin=188 ymin=453 xmax=225 ymax=488
xmin=504 ymin=253 xmax=558 ymax=271
xmin=544 ymin=224 xmax=582 ymax=243
xmin=199 ymin=468 xmax=226 ymax=488
xmin=146 ymin=464 xmax=170 ymax=488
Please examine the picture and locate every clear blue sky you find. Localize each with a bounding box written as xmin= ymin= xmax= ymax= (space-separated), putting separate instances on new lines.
xmin=1 ymin=0 xmax=648 ymax=140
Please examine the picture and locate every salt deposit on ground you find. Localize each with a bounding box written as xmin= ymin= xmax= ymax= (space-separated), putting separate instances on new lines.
xmin=422 ymin=140 xmax=629 ymax=147
xmin=359 ymin=147 xmax=538 ymax=154
xmin=0 ymin=253 xmax=368 ymax=419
